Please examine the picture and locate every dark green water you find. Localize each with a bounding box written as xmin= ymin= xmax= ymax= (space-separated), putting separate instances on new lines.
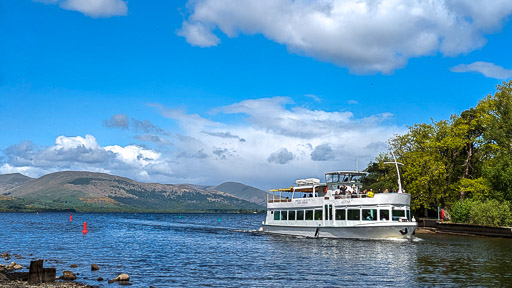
xmin=0 ymin=213 xmax=511 ymax=287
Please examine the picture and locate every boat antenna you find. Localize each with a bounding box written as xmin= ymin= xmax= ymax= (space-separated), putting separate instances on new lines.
xmin=384 ymin=150 xmax=403 ymax=193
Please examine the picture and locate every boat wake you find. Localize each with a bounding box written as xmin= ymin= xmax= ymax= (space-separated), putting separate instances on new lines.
xmin=120 ymin=218 xmax=263 ymax=235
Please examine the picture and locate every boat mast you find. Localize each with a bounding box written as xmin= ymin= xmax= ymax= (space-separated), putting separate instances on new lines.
xmin=384 ymin=150 xmax=403 ymax=193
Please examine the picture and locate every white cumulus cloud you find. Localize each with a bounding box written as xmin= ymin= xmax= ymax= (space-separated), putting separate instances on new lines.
xmin=450 ymin=61 xmax=512 ymax=80
xmin=36 ymin=0 xmax=127 ymax=18
xmin=1 ymin=135 xmax=169 ymax=182
xmin=53 ymin=135 xmax=100 ymax=151
xmin=178 ymin=0 xmax=512 ymax=73
xmin=105 ymin=145 xmax=161 ymax=167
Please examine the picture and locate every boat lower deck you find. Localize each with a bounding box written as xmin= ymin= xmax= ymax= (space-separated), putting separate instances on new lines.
xmin=261 ymin=222 xmax=417 ymax=239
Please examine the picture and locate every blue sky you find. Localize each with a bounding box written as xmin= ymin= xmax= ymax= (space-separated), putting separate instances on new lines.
xmin=1 ymin=0 xmax=512 ymax=190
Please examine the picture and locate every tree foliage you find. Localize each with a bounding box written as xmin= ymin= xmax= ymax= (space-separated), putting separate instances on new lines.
xmin=449 ymin=198 xmax=474 ymax=223
xmin=468 ymin=199 xmax=512 ymax=227
xmin=364 ymin=80 xmax=512 ymax=221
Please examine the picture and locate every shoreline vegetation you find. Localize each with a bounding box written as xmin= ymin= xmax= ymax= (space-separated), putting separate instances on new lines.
xmin=0 ymin=208 xmax=265 ymax=214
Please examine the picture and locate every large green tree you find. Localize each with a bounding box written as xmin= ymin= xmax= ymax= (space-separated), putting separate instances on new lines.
xmin=481 ymin=81 xmax=512 ymax=201
xmin=364 ymin=80 xmax=512 ymax=215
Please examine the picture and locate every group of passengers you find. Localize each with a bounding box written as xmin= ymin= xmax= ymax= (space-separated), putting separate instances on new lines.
xmin=333 ymin=186 xmax=405 ymax=199
xmin=334 ymin=185 xmax=364 ymax=198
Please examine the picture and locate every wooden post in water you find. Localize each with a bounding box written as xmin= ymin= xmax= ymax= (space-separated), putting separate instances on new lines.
xmin=28 ymin=259 xmax=43 ymax=284
xmin=43 ymin=267 xmax=56 ymax=283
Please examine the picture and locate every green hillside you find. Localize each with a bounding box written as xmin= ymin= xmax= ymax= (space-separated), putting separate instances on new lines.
xmin=0 ymin=171 xmax=264 ymax=213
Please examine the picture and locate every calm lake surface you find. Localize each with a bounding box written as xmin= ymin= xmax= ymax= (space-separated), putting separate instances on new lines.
xmin=1 ymin=212 xmax=511 ymax=287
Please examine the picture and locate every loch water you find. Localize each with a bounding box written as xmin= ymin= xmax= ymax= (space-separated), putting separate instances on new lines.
xmin=0 ymin=212 xmax=511 ymax=287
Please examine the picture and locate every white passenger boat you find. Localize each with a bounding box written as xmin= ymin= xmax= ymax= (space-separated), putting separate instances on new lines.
xmin=260 ymin=171 xmax=417 ymax=239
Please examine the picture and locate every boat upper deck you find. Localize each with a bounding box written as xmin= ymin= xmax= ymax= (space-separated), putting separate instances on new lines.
xmin=267 ymin=170 xmax=410 ymax=208
xmin=267 ymin=192 xmax=411 ymax=208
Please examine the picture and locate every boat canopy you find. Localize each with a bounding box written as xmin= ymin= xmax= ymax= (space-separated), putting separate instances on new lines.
xmin=295 ymin=178 xmax=320 ymax=186
xmin=325 ymin=171 xmax=367 ymax=184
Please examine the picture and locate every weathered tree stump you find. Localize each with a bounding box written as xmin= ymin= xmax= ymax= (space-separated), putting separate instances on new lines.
xmin=28 ymin=259 xmax=43 ymax=284
xmin=43 ymin=267 xmax=56 ymax=283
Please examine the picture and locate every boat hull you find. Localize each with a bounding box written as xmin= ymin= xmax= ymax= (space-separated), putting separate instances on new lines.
xmin=261 ymin=222 xmax=417 ymax=240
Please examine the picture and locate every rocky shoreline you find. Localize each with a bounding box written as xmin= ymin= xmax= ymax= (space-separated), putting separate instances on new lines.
xmin=1 ymin=252 xmax=133 ymax=287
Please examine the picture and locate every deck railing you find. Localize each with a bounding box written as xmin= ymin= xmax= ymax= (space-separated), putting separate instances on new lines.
xmin=267 ymin=191 xmax=408 ymax=203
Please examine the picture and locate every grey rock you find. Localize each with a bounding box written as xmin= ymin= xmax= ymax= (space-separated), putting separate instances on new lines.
xmin=113 ymin=273 xmax=130 ymax=281
xmin=60 ymin=270 xmax=77 ymax=280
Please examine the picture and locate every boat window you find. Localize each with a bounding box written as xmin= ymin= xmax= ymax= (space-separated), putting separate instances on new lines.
xmin=407 ymin=209 xmax=411 ymax=221
xmin=379 ymin=209 xmax=390 ymax=221
xmin=305 ymin=210 xmax=314 ymax=220
xmin=362 ymin=209 xmax=377 ymax=221
xmin=281 ymin=210 xmax=288 ymax=220
xmin=314 ymin=209 xmax=322 ymax=220
xmin=325 ymin=204 xmax=333 ymax=221
xmin=326 ymin=174 xmax=333 ymax=183
xmin=297 ymin=210 xmax=304 ymax=221
xmin=348 ymin=209 xmax=360 ymax=221
xmin=332 ymin=174 xmax=339 ymax=183
xmin=274 ymin=211 xmax=280 ymax=221
xmin=392 ymin=208 xmax=406 ymax=221
xmin=289 ymin=210 xmax=296 ymax=221
xmin=335 ymin=209 xmax=346 ymax=220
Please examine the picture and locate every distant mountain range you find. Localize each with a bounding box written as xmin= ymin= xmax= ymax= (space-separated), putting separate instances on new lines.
xmin=0 ymin=171 xmax=268 ymax=213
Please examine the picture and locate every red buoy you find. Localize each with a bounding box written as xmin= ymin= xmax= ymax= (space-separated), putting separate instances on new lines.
xmin=82 ymin=222 xmax=88 ymax=234
xmin=70 ymin=213 xmax=73 ymax=222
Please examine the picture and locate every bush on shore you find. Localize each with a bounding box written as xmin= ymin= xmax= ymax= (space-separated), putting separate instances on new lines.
xmin=450 ymin=198 xmax=512 ymax=227
xmin=450 ymin=198 xmax=474 ymax=223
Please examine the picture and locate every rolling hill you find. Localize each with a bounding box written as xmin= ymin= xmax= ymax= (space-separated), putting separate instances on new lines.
xmin=0 ymin=173 xmax=34 ymax=194
xmin=210 ymin=182 xmax=268 ymax=206
xmin=0 ymin=171 xmax=265 ymax=212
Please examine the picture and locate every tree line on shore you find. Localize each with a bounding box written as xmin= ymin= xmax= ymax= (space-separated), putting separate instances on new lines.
xmin=363 ymin=80 xmax=512 ymax=227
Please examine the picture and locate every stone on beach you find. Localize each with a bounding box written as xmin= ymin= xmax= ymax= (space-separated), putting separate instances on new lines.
xmin=91 ymin=264 xmax=99 ymax=271
xmin=13 ymin=264 xmax=22 ymax=270
xmin=60 ymin=270 xmax=77 ymax=280
xmin=109 ymin=273 xmax=130 ymax=283
xmin=1 ymin=253 xmax=10 ymax=261
xmin=114 ymin=273 xmax=130 ymax=281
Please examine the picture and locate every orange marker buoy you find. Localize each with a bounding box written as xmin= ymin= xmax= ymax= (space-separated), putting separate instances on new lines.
xmin=82 ymin=222 xmax=88 ymax=234
xmin=70 ymin=213 xmax=73 ymax=222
